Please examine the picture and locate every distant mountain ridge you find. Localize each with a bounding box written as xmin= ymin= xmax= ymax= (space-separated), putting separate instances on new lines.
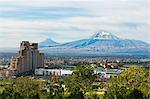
xmin=0 ymin=31 xmax=149 ymax=56
xmin=39 ymin=31 xmax=150 ymax=56
xmin=59 ymin=31 xmax=149 ymax=49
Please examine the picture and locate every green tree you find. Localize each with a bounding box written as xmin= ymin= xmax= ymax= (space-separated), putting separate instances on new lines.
xmin=0 ymin=85 xmax=23 ymax=99
xmin=104 ymin=67 xmax=150 ymax=99
xmin=126 ymin=88 xmax=145 ymax=99
xmin=65 ymin=65 xmax=96 ymax=98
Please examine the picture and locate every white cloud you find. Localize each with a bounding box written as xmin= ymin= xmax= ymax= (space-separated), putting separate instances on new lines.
xmin=0 ymin=0 xmax=150 ymax=48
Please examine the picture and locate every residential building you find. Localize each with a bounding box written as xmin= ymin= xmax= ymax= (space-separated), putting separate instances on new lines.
xmin=10 ymin=41 xmax=44 ymax=75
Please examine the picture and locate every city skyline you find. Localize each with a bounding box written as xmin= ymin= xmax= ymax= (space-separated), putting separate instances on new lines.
xmin=0 ymin=0 xmax=150 ymax=48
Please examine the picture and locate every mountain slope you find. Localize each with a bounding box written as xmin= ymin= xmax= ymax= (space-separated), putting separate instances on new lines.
xmin=1 ymin=31 xmax=149 ymax=56
xmin=39 ymin=38 xmax=59 ymax=47
xmin=61 ymin=31 xmax=149 ymax=49
xmin=40 ymin=31 xmax=149 ymax=56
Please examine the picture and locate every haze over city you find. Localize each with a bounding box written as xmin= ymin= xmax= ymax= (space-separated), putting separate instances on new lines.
xmin=0 ymin=0 xmax=150 ymax=48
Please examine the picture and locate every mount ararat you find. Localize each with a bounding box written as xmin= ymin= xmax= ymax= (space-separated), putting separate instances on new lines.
xmin=39 ymin=31 xmax=150 ymax=56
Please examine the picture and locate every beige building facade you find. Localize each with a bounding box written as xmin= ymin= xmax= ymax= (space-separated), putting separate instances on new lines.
xmin=10 ymin=41 xmax=44 ymax=75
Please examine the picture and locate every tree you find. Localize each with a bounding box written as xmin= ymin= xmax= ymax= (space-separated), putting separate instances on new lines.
xmin=1 ymin=77 xmax=46 ymax=99
xmin=0 ymin=85 xmax=24 ymax=99
xmin=64 ymin=65 xmax=96 ymax=98
xmin=73 ymin=65 xmax=96 ymax=92
xmin=104 ymin=67 xmax=150 ymax=99
xmin=126 ymin=88 xmax=145 ymax=99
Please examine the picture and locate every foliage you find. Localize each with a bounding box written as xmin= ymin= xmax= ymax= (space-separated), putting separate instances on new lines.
xmin=104 ymin=67 xmax=150 ymax=99
xmin=0 ymin=66 xmax=149 ymax=99
xmin=64 ymin=65 xmax=96 ymax=98
xmin=0 ymin=77 xmax=43 ymax=99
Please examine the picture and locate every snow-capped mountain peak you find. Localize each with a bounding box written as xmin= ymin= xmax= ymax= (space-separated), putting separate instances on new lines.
xmin=91 ymin=31 xmax=120 ymax=40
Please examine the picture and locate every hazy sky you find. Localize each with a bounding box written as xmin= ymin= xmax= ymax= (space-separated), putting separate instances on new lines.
xmin=0 ymin=0 xmax=150 ymax=48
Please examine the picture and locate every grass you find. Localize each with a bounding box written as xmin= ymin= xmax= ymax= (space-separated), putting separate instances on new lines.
xmin=0 ymin=87 xmax=5 ymax=93
xmin=0 ymin=79 xmax=15 ymax=84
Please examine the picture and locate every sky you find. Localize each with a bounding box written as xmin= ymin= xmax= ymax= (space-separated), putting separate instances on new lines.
xmin=0 ymin=0 xmax=150 ymax=48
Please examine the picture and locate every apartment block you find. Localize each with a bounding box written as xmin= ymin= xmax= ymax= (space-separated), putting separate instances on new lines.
xmin=10 ymin=41 xmax=44 ymax=75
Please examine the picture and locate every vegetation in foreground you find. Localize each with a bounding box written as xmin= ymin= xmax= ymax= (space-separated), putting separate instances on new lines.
xmin=0 ymin=66 xmax=149 ymax=99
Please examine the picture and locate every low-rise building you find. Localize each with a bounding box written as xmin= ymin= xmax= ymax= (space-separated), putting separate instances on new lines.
xmin=95 ymin=67 xmax=124 ymax=81
xmin=35 ymin=68 xmax=73 ymax=76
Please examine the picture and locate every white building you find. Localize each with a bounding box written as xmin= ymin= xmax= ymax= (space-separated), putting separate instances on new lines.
xmin=94 ymin=67 xmax=124 ymax=80
xmin=35 ymin=68 xmax=73 ymax=76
